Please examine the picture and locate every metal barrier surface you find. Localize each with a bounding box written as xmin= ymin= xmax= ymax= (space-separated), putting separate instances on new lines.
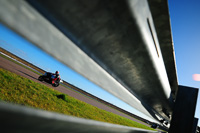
xmin=0 ymin=0 xmax=178 ymax=129
xmin=0 ymin=102 xmax=159 ymax=133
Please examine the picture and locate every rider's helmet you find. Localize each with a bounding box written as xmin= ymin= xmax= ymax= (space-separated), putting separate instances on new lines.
xmin=55 ymin=71 xmax=59 ymax=75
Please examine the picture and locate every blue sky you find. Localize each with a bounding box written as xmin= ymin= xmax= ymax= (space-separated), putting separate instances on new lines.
xmin=0 ymin=0 xmax=200 ymax=126
xmin=168 ymin=0 xmax=200 ymax=126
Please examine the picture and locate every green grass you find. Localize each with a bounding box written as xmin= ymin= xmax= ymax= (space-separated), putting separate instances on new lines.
xmin=0 ymin=52 xmax=148 ymax=126
xmin=0 ymin=68 xmax=155 ymax=131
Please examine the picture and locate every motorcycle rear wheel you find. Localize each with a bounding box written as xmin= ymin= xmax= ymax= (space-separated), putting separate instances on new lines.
xmin=52 ymin=83 xmax=59 ymax=87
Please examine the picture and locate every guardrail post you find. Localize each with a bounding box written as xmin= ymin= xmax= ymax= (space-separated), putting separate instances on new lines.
xmin=192 ymin=118 xmax=198 ymax=133
xmin=169 ymin=85 xmax=198 ymax=133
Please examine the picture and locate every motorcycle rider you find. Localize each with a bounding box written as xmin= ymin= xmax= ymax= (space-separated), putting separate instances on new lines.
xmin=52 ymin=71 xmax=61 ymax=84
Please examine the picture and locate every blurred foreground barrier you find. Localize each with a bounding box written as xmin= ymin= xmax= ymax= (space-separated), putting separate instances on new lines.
xmin=0 ymin=0 xmax=175 ymax=122
xmin=0 ymin=0 xmax=198 ymax=132
xmin=0 ymin=102 xmax=158 ymax=133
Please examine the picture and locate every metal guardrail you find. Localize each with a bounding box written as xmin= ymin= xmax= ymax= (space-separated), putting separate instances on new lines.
xmin=0 ymin=0 xmax=153 ymax=119
xmin=0 ymin=0 xmax=177 ymax=130
xmin=0 ymin=102 xmax=159 ymax=133
xmin=26 ymin=0 xmax=175 ymax=121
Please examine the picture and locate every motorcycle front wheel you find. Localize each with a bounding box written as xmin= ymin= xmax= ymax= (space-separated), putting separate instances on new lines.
xmin=38 ymin=76 xmax=44 ymax=81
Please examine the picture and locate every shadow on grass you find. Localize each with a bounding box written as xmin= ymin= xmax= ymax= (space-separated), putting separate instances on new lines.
xmin=56 ymin=94 xmax=68 ymax=102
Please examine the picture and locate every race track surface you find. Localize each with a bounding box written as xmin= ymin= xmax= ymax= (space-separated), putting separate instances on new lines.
xmin=0 ymin=55 xmax=149 ymax=126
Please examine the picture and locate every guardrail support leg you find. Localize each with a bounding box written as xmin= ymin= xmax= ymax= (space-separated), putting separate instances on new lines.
xmin=192 ymin=118 xmax=198 ymax=133
xmin=169 ymin=85 xmax=198 ymax=133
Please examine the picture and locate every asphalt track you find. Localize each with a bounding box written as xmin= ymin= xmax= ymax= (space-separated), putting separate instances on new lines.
xmin=0 ymin=55 xmax=149 ymax=126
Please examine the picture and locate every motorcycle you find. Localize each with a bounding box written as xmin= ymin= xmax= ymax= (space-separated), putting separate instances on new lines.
xmin=38 ymin=72 xmax=63 ymax=87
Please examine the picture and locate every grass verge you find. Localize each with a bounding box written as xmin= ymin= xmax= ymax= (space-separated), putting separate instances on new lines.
xmin=1 ymin=51 xmax=147 ymax=126
xmin=0 ymin=68 xmax=155 ymax=131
